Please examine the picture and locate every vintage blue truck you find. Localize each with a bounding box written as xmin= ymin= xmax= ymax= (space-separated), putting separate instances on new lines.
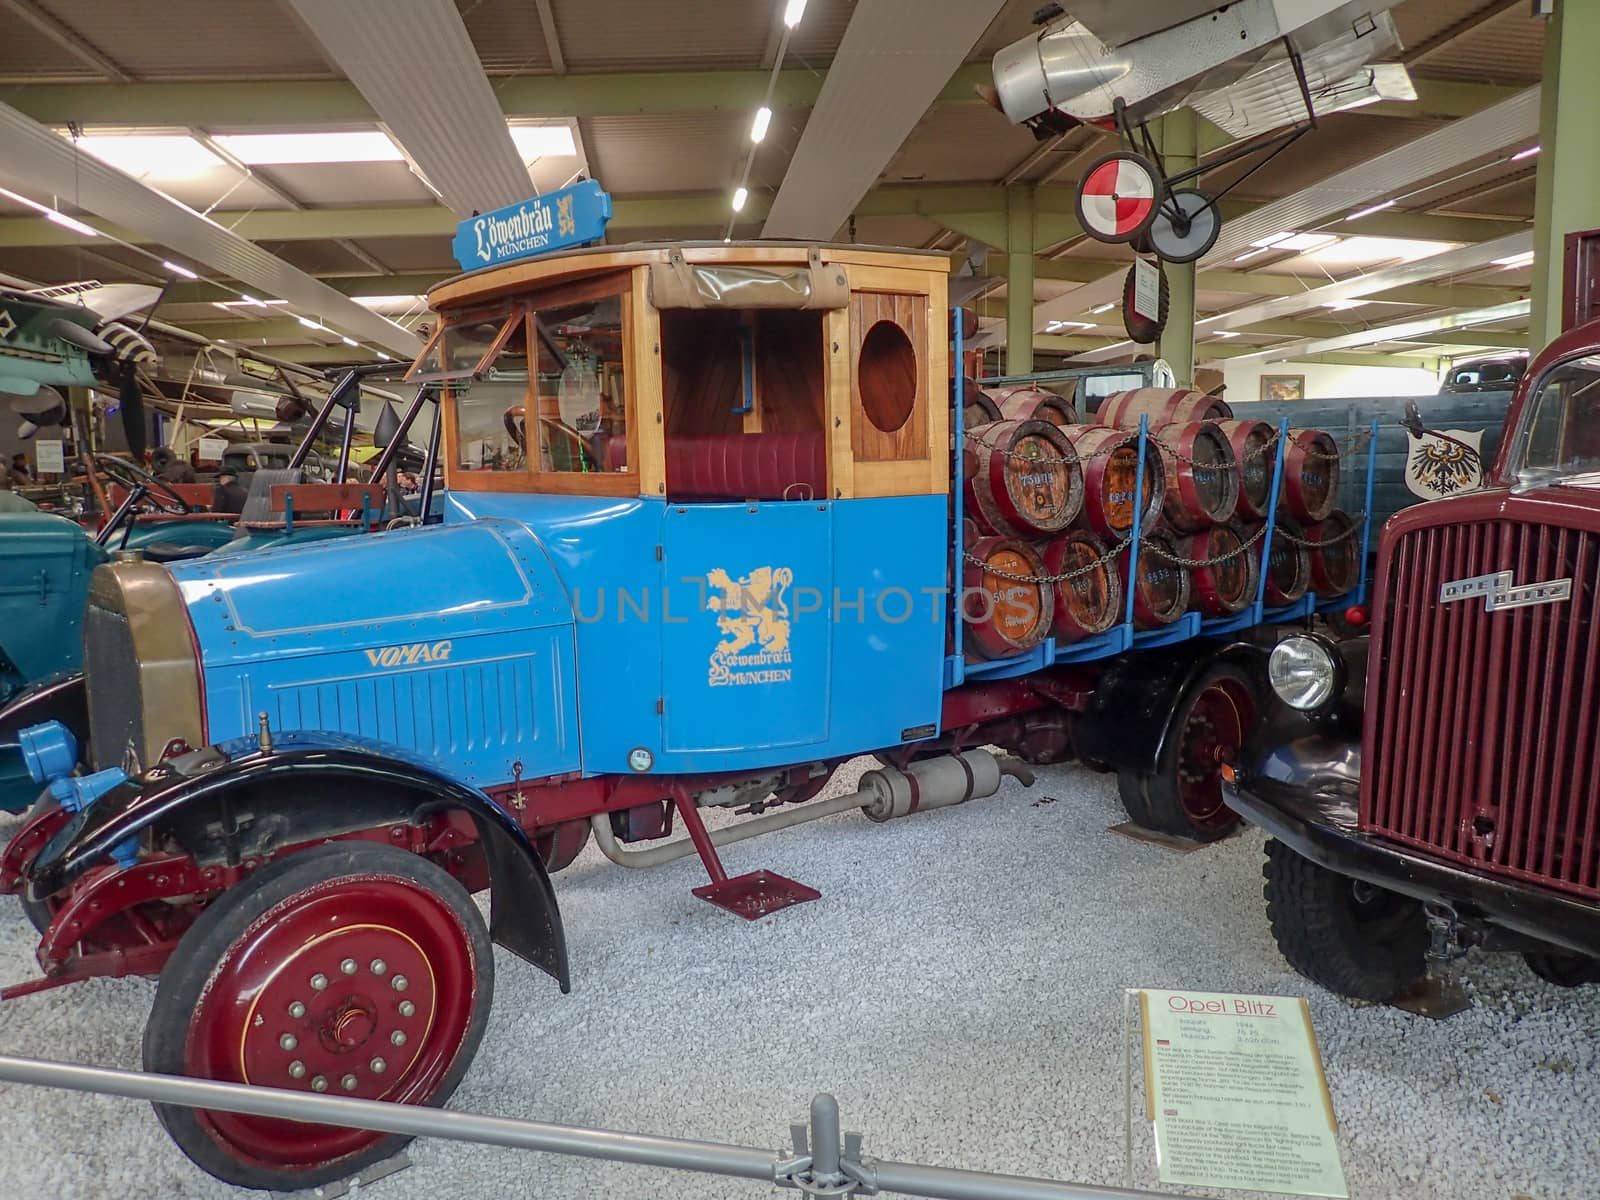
xmin=0 ymin=234 xmax=1369 ymax=1191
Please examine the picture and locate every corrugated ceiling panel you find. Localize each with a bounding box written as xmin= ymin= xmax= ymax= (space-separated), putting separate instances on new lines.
xmin=348 ymin=235 xmax=460 ymax=272
xmin=1409 ymin=4 xmax=1545 ymax=84
xmin=286 ymin=0 xmax=534 ymax=216
xmin=586 ymin=112 xmax=746 ymax=193
xmin=0 ymin=16 xmax=96 ymax=83
xmin=763 ymin=0 xmax=1005 ymax=239
xmin=885 ymin=103 xmax=1040 ymax=184
xmin=1441 ymin=173 xmax=1537 ymax=218
xmin=261 ymin=163 xmax=439 ymax=207
xmin=550 ymin=0 xmax=770 ymax=69
xmin=39 ymin=0 xmax=334 ymax=79
xmin=1391 ymin=0 xmax=1495 ymax=48
xmin=782 ymin=0 xmax=859 ymax=66
xmin=458 ymin=0 xmax=555 ymax=73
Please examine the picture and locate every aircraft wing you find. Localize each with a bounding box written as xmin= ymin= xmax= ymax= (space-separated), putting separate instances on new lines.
xmin=1188 ymin=14 xmax=1412 ymax=138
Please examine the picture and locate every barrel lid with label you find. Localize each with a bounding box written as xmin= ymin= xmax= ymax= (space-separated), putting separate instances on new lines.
xmin=961 ymin=535 xmax=1053 ymax=659
xmin=1062 ymin=425 xmax=1164 ymax=543
xmin=964 ymin=418 xmax=1084 ymax=537
xmin=1042 ymin=530 xmax=1122 ymax=642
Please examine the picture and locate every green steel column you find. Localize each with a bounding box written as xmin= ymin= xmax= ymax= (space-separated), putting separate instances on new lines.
xmin=1531 ymin=0 xmax=1600 ymax=351
xmin=1157 ymin=111 xmax=1197 ymax=385
xmin=1006 ymin=184 xmax=1035 ymax=376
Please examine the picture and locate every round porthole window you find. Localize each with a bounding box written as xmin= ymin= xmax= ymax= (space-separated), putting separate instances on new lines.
xmin=858 ymin=319 xmax=917 ymax=433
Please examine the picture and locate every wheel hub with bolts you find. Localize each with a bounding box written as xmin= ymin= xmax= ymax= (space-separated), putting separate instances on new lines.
xmin=242 ymin=939 xmax=430 ymax=1102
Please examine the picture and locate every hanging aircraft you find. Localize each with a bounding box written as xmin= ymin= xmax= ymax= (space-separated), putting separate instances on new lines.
xmin=988 ymin=1 xmax=1416 ymax=263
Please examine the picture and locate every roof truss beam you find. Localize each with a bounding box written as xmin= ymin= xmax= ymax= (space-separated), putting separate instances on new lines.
xmin=5 ymin=64 xmax=996 ymax=128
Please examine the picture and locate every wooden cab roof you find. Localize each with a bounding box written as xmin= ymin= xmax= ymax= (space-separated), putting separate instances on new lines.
xmin=427 ymin=240 xmax=949 ymax=312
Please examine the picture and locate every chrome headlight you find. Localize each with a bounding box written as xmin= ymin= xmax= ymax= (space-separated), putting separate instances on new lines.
xmin=1269 ymin=634 xmax=1343 ymax=712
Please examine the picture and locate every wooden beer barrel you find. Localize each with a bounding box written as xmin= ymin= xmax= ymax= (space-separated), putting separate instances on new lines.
xmin=1042 ymin=530 xmax=1122 ymax=642
xmin=1249 ymin=518 xmax=1311 ymax=605
xmin=1152 ymin=421 xmax=1240 ymax=533
xmin=1304 ymin=509 xmax=1360 ymax=596
xmin=1061 ymin=426 xmax=1164 ymax=543
xmin=992 ymin=384 xmax=1079 ymax=427
xmin=1180 ymin=522 xmax=1259 ymax=617
xmin=953 ymin=378 xmax=1002 ymax=429
xmin=1118 ymin=531 xmax=1191 ymax=629
xmin=963 ymin=419 xmax=1084 ymax=537
xmin=1214 ymin=419 xmax=1276 ymax=520
xmin=1281 ymin=428 xmax=1340 ymax=523
xmin=1095 ymin=387 xmax=1232 ymax=428
xmin=962 ymin=535 xmax=1053 ymax=659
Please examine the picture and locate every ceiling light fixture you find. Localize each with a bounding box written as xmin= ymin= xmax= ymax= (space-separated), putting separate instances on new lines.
xmin=1234 ymin=246 xmax=1271 ymax=262
xmin=1345 ymin=199 xmax=1396 ymax=221
xmin=376 ymin=351 xmax=394 ymax=360
xmin=1214 ymin=330 xmax=1239 ymax=338
xmin=784 ymin=0 xmax=808 ymax=28
xmin=213 ymin=130 xmax=403 ymax=165
xmin=750 ymin=107 xmax=772 ymax=144
xmin=341 ymin=336 xmax=358 ymax=347
xmin=0 ymin=186 xmax=99 ymax=237
xmin=507 ymin=124 xmax=578 ymax=160
xmin=69 ymin=132 xmax=223 ymax=179
xmin=1493 ymin=250 xmax=1536 ymax=268
xmin=731 ymin=186 xmax=749 ymax=212
xmin=161 ymin=260 xmax=198 ymax=279
xmin=296 ymin=316 xmax=323 ymax=330
xmin=1511 ymin=145 xmax=1540 ymax=162
xmin=1089 ymin=302 xmax=1116 ymax=314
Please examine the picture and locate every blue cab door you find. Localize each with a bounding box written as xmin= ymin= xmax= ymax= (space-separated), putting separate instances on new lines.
xmin=658 ymin=501 xmax=832 ymax=754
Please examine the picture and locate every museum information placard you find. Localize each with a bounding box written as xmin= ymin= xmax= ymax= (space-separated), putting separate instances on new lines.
xmin=1140 ymin=989 xmax=1347 ymax=1198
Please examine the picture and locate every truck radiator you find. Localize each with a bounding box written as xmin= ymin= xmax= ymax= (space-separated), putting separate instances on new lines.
xmin=82 ymin=601 xmax=144 ymax=772
xmin=1361 ymin=519 xmax=1600 ymax=898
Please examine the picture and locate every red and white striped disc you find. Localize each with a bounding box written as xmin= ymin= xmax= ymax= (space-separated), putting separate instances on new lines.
xmin=1079 ymin=156 xmax=1157 ymax=240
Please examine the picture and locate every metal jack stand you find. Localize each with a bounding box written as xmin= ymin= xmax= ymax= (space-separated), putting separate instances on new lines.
xmin=776 ymin=1094 xmax=877 ymax=1196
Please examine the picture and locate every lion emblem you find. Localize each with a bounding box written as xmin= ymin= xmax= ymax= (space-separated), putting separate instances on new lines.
xmin=705 ymin=566 xmax=794 ymax=687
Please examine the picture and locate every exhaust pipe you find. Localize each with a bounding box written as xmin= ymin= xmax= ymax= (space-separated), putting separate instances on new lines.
xmin=589 ymin=750 xmax=1006 ymax=869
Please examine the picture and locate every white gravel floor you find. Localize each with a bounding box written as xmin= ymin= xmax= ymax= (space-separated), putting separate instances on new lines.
xmin=0 ymin=759 xmax=1596 ymax=1200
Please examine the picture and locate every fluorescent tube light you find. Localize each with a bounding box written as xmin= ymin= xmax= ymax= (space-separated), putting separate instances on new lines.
xmin=751 ymin=107 xmax=772 ymax=144
xmin=732 ymin=186 xmax=749 ymax=212
xmin=161 ymin=260 xmax=198 ymax=279
xmin=784 ymin=0 xmax=807 ymax=28
xmin=1345 ymin=200 xmax=1396 ymax=221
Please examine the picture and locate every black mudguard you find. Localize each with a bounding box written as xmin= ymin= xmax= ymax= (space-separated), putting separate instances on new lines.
xmin=26 ymin=731 xmax=569 ymax=992
xmin=1070 ymin=638 xmax=1267 ymax=775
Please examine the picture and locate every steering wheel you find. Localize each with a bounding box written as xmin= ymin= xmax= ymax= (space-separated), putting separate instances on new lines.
xmin=94 ymin=453 xmax=194 ymax=515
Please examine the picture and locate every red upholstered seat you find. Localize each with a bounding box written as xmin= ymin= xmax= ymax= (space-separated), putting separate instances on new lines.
xmin=665 ymin=432 xmax=826 ymax=501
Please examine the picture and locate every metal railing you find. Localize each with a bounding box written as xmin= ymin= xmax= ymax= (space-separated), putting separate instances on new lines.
xmin=0 ymin=1053 xmax=1189 ymax=1200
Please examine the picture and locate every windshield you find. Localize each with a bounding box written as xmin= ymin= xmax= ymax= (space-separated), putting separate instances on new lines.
xmin=1510 ymin=352 xmax=1600 ymax=486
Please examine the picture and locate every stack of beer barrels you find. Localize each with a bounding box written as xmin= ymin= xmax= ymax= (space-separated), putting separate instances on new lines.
xmin=959 ymin=382 xmax=1162 ymax=660
xmin=956 ymin=383 xmax=1359 ymax=662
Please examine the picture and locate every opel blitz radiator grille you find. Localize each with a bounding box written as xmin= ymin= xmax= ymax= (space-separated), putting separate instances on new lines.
xmin=83 ymin=600 xmax=144 ymax=772
xmin=1362 ymin=518 xmax=1600 ymax=898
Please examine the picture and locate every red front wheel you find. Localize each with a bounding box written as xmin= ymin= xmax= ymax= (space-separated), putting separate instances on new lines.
xmin=143 ymin=843 xmax=493 ymax=1191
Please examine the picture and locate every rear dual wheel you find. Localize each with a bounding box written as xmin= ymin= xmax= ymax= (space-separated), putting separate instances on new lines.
xmin=144 ymin=843 xmax=492 ymax=1192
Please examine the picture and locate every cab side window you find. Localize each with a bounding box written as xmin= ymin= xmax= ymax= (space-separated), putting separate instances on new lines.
xmin=533 ymin=295 xmax=630 ymax=475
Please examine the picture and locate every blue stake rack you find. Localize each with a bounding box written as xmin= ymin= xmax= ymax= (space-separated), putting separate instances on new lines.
xmin=941 ymin=350 xmax=1376 ymax=691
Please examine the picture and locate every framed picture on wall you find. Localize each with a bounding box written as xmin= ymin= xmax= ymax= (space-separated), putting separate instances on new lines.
xmin=1260 ymin=373 xmax=1305 ymax=402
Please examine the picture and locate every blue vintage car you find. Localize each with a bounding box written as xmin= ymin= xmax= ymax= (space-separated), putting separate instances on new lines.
xmin=0 ymin=235 xmax=1363 ymax=1192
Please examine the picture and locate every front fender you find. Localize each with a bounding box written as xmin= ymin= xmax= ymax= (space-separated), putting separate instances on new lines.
xmin=1071 ymin=638 xmax=1265 ymax=773
xmin=28 ymin=730 xmax=569 ymax=991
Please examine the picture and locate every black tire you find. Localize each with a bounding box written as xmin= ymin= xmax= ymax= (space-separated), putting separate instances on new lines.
xmin=1115 ymin=769 xmax=1161 ymax=829
xmin=1524 ymin=951 xmax=1600 ymax=988
xmin=144 ymin=843 xmax=494 ymax=1192
xmin=1123 ymin=662 xmax=1258 ymax=841
xmin=1263 ymin=838 xmax=1428 ymax=1002
xmin=1121 ymin=261 xmax=1169 ymax=344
